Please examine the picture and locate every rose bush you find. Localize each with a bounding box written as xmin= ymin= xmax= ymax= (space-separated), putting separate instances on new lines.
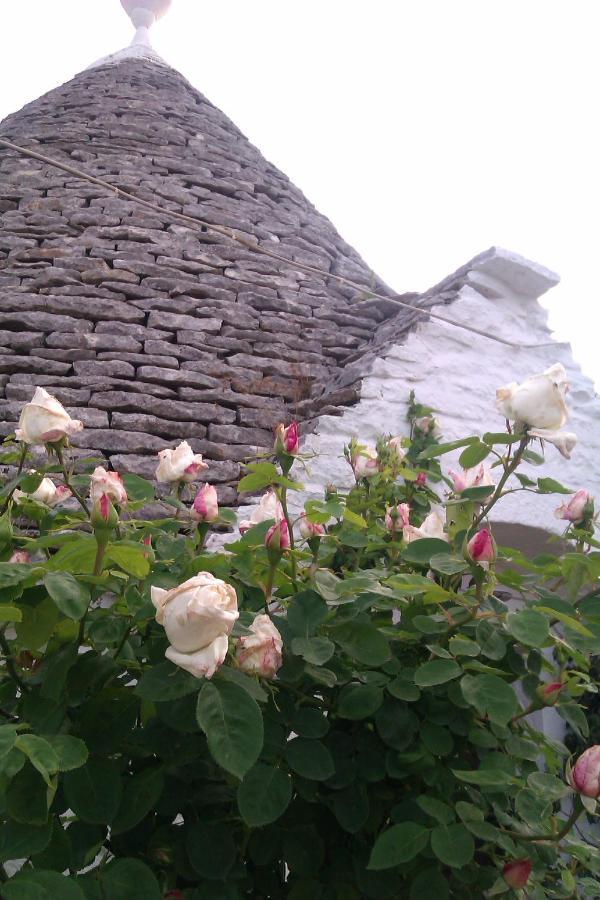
xmin=0 ymin=377 xmax=599 ymax=898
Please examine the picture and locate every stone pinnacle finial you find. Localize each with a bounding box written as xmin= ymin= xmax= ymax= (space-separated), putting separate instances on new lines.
xmin=121 ymin=0 xmax=173 ymax=47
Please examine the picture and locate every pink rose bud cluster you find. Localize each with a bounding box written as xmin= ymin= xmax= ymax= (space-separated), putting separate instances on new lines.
xmin=299 ymin=512 xmax=325 ymax=539
xmin=570 ymin=746 xmax=600 ymax=798
xmin=502 ymin=859 xmax=532 ymax=890
xmin=467 ymin=528 xmax=496 ymax=564
xmin=16 ymin=387 xmax=83 ymax=446
xmin=191 ymin=484 xmax=219 ymax=523
xmin=155 ymin=441 xmax=208 ymax=484
xmin=275 ymin=422 xmax=300 ymax=456
xmin=236 ymin=614 xmax=283 ymax=679
xmin=385 ymin=503 xmax=411 ymax=534
xmin=555 ymin=489 xmax=594 ymax=524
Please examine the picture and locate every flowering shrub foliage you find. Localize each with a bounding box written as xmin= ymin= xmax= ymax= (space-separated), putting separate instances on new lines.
xmin=0 ymin=366 xmax=600 ymax=898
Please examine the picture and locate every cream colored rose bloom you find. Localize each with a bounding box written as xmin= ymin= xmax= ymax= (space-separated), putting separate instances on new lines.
xmin=449 ymin=463 xmax=494 ymax=494
xmin=151 ymin=573 xmax=238 ymax=678
xmin=14 ymin=477 xmax=71 ymax=507
xmin=236 ymin=614 xmax=283 ymax=679
xmin=387 ymin=436 xmax=407 ymax=463
xmin=239 ymin=490 xmax=284 ymax=534
xmin=155 ymin=441 xmax=208 ymax=483
xmin=496 ymin=363 xmax=570 ymax=430
xmin=352 ymin=446 xmax=379 ymax=478
xmin=403 ymin=510 xmax=448 ymax=544
xmin=16 ymin=388 xmax=83 ymax=445
xmin=90 ymin=467 xmax=128 ymax=506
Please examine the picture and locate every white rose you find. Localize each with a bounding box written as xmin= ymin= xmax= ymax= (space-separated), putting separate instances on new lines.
xmin=239 ymin=490 xmax=284 ymax=534
xmin=496 ymin=363 xmax=570 ymax=430
xmin=155 ymin=441 xmax=208 ymax=483
xmin=449 ymin=464 xmax=494 ymax=494
xmin=15 ymin=388 xmax=83 ymax=446
xmin=14 ymin=477 xmax=71 ymax=508
xmin=90 ymin=467 xmax=128 ymax=505
xmin=151 ymin=572 xmax=238 ymax=678
xmin=403 ymin=509 xmax=448 ymax=544
xmin=352 ymin=446 xmax=379 ymax=478
xmin=236 ymin=614 xmax=283 ymax=679
xmin=387 ymin=436 xmax=407 ymax=463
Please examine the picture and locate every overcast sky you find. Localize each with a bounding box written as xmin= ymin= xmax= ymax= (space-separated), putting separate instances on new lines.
xmin=1 ymin=0 xmax=598 ymax=388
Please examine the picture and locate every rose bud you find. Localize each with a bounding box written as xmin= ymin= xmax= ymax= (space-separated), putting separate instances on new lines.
xmin=155 ymin=441 xmax=208 ymax=484
xmin=275 ymin=422 xmax=300 ymax=456
xmin=569 ymin=746 xmax=600 ymax=798
xmin=555 ymin=489 xmax=594 ymax=524
xmin=466 ymin=528 xmax=496 ymax=564
xmin=449 ymin=463 xmax=494 ymax=495
xmin=536 ymin=681 xmax=563 ymax=706
xmin=265 ymin=519 xmax=290 ymax=554
xmin=91 ymin=493 xmax=119 ymax=531
xmin=151 ymin=573 xmax=238 ymax=679
xmin=416 ymin=472 xmax=427 ymax=487
xmin=13 ymin=477 xmax=71 ymax=508
xmin=236 ymin=613 xmax=283 ymax=679
xmin=387 ymin=436 xmax=407 ymax=463
xmin=351 ymin=446 xmax=379 ymax=479
xmin=191 ymin=484 xmax=219 ymax=523
xmin=90 ymin=467 xmax=128 ymax=507
xmin=15 ymin=387 xmax=83 ymax=446
xmin=502 ymin=859 xmax=532 ymax=890
xmin=299 ymin=511 xmax=325 ymax=539
xmin=385 ymin=503 xmax=411 ymax=533
xmin=403 ymin=510 xmax=448 ymax=544
xmin=239 ymin=490 xmax=284 ymax=534
xmin=414 ymin=415 xmax=442 ymax=439
xmin=9 ymin=551 xmax=31 ymax=564
xmin=496 ymin=363 xmax=570 ymax=430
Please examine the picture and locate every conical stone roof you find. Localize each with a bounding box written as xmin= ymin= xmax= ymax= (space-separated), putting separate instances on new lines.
xmin=0 ymin=57 xmax=403 ymax=504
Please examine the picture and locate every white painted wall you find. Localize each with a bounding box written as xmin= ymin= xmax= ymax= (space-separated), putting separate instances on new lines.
xmin=300 ymin=248 xmax=600 ymax=536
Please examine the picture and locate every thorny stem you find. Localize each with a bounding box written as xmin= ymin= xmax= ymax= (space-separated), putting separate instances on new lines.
xmin=55 ymin=443 xmax=89 ymax=516
xmin=279 ymin=487 xmax=298 ymax=588
xmin=472 ymin=435 xmax=530 ymax=530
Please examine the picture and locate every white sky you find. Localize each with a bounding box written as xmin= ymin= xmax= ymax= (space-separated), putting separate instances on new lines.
xmin=1 ymin=1 xmax=599 ymax=388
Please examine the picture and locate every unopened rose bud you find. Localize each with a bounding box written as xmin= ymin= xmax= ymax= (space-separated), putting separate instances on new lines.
xmin=141 ymin=534 xmax=155 ymax=563
xmin=265 ymin=519 xmax=290 ymax=554
xmin=191 ymin=484 xmax=219 ymax=523
xmin=502 ymin=859 xmax=532 ymax=890
xmin=555 ymin=489 xmax=594 ymax=524
xmin=90 ymin=467 xmax=127 ymax=506
xmin=416 ymin=472 xmax=427 ymax=487
xmin=9 ymin=550 xmax=31 ymax=564
xmin=536 ymin=681 xmax=562 ymax=706
xmin=570 ymin=746 xmax=600 ymax=798
xmin=91 ymin=493 xmax=118 ymax=531
xmin=236 ymin=614 xmax=283 ymax=679
xmin=299 ymin=512 xmax=325 ymax=539
xmin=385 ymin=503 xmax=411 ymax=534
xmin=351 ymin=446 xmax=379 ymax=479
xmin=466 ymin=528 xmax=496 ymax=564
xmin=275 ymin=422 xmax=300 ymax=456
xmin=387 ymin=436 xmax=407 ymax=463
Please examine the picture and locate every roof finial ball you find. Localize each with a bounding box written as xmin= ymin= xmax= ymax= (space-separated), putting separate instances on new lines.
xmin=121 ymin=0 xmax=173 ymax=47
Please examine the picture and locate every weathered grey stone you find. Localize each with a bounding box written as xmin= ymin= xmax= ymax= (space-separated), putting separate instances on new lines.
xmin=238 ymin=407 xmax=285 ymax=429
xmin=0 ymin=312 xmax=92 ymax=333
xmin=94 ymin=322 xmax=172 ymax=341
xmin=209 ymin=423 xmax=273 ymax=445
xmin=74 ymin=360 xmax=136 ymax=378
xmin=5 ymin=384 xmax=91 ymax=404
xmin=136 ymin=366 xmax=221 ymax=389
xmin=97 ymin=353 xmax=180 ymax=369
xmin=144 ymin=340 xmax=211 ymax=361
xmin=112 ymin=413 xmax=207 ymax=439
xmin=36 ymin=348 xmax=96 ymax=362
xmin=147 ymin=311 xmax=222 ymax=333
xmin=90 ymin=391 xmax=236 ymax=423
xmin=178 ymin=387 xmax=285 ymax=410
xmin=0 ymin=331 xmax=45 ymax=351
xmin=72 ymin=429 xmax=170 ymax=453
xmin=0 ymin=355 xmax=71 ymax=375
xmin=226 ymin=353 xmax=329 ymax=380
xmin=46 ymin=332 xmax=143 ymax=352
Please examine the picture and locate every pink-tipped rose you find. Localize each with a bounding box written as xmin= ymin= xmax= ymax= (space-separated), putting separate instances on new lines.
xmin=191 ymin=484 xmax=219 ymax=523
xmin=351 ymin=446 xmax=379 ymax=479
xmin=15 ymin=387 xmax=83 ymax=446
xmin=502 ymin=859 xmax=532 ymax=890
xmin=239 ymin=490 xmax=284 ymax=534
xmin=155 ymin=441 xmax=208 ymax=484
xmin=13 ymin=477 xmax=71 ymax=508
xmin=536 ymin=681 xmax=562 ymax=706
xmin=385 ymin=503 xmax=411 ymax=533
xmin=9 ymin=551 xmax=31 ymax=565
xmin=449 ymin=463 xmax=494 ymax=495
xmin=275 ymin=422 xmax=300 ymax=456
xmin=403 ymin=510 xmax=448 ymax=544
xmin=570 ymin=746 xmax=600 ymax=798
xmin=90 ymin=467 xmax=127 ymax=506
xmin=387 ymin=436 xmax=407 ymax=464
xmin=91 ymin=493 xmax=118 ymax=531
xmin=236 ymin=614 xmax=283 ymax=679
xmin=555 ymin=489 xmax=593 ymax=524
xmin=299 ymin=512 xmax=325 ymax=539
xmin=265 ymin=519 xmax=290 ymax=553
xmin=416 ymin=472 xmax=427 ymax=487
xmin=467 ymin=528 xmax=496 ymax=564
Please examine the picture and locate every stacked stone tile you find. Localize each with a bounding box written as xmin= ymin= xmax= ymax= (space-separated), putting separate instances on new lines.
xmin=0 ymin=58 xmax=420 ymax=505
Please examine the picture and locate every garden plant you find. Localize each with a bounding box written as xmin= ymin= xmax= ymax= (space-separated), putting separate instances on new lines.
xmin=0 ymin=363 xmax=599 ymax=898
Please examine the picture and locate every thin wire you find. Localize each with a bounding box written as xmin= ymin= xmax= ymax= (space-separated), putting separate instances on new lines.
xmin=0 ymin=137 xmax=556 ymax=350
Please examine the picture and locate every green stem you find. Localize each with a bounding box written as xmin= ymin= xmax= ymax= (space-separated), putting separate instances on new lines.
xmin=113 ymin=623 xmax=133 ymax=660
xmin=502 ymin=796 xmax=583 ymax=843
xmin=0 ymin=443 xmax=28 ymax=515
xmin=279 ymin=488 xmax=298 ymax=588
xmin=55 ymin=444 xmax=89 ymax=516
xmin=263 ymin=562 xmax=277 ymax=615
xmin=0 ymin=631 xmax=29 ymax=694
xmin=472 ymin=435 xmax=529 ymax=530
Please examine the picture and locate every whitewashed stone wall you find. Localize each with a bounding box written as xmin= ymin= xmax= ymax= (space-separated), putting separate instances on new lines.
xmin=301 ymin=248 xmax=600 ymax=535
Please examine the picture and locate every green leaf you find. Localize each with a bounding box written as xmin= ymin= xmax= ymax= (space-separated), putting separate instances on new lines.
xmin=285 ymin=738 xmax=334 ymax=781
xmin=402 ymin=539 xmax=452 ymax=567
xmin=63 ymin=758 xmax=122 ymax=824
xmin=414 ymin=660 xmax=462 ymax=687
xmin=44 ymin=572 xmax=90 ymax=621
xmin=429 ymin=554 xmax=468 ymax=576
xmin=431 ymin=823 xmax=474 ymax=867
xmin=290 ymin=708 xmax=329 ymax=738
xmin=291 ymin=636 xmax=334 ymax=665
xmin=0 ymin=605 xmax=22 ymax=623
xmin=238 ymin=462 xmax=280 ymax=492
xmin=111 ymin=768 xmax=165 ymax=835
xmin=459 ymin=485 xmax=495 ymax=501
xmin=237 ymin=764 xmax=292 ymax=827
xmin=410 ymin=868 xmax=450 ymax=900
xmin=45 ymin=536 xmax=97 ymax=575
xmin=536 ymin=477 xmax=572 ymax=494
xmin=287 ymin=591 xmax=328 ymax=637
xmin=483 ymin=432 xmax=524 ymax=445
xmin=105 ymin=542 xmax=150 ymax=578
xmin=449 ymin=637 xmax=481 ymax=657
xmin=527 ymin=772 xmax=570 ymax=800
xmin=367 ymin=822 xmax=429 ymax=870
xmin=16 ymin=597 xmax=60 ymax=651
xmin=332 ymin=782 xmax=369 ymax=833
xmin=343 ymin=508 xmax=367 ymax=528
xmin=135 ymin=660 xmax=200 ymax=701
xmin=337 ymin=683 xmax=383 ymax=720
xmin=460 ymin=674 xmax=518 ymax=725
xmin=186 ymin=822 xmax=236 ymax=880
xmin=44 ymin=735 xmax=88 ymax=772
xmin=533 ymin=605 xmax=594 ymax=638
xmin=329 ymin=622 xmax=390 ymax=666
xmin=100 ymin=859 xmax=161 ymax=900
xmin=14 ymin=735 xmax=60 ymax=786
xmin=507 ymin=609 xmax=549 ymax=647
xmin=458 ymin=441 xmax=490 ymax=468
xmin=0 ymin=819 xmax=53 ymax=864
xmin=217 ymin=666 xmax=268 ymax=702
xmin=0 ymin=563 xmax=36 ymax=589
xmin=121 ymin=473 xmax=155 ymax=503
xmin=6 ymin=763 xmax=49 ymax=825
xmin=418 ymin=437 xmax=478 ymax=460
xmin=416 ymin=795 xmax=455 ymax=824
xmin=196 ymin=680 xmax=263 ymax=779
xmin=1 ymin=871 xmax=86 ymax=900
xmin=453 ymin=768 xmax=518 ymax=787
